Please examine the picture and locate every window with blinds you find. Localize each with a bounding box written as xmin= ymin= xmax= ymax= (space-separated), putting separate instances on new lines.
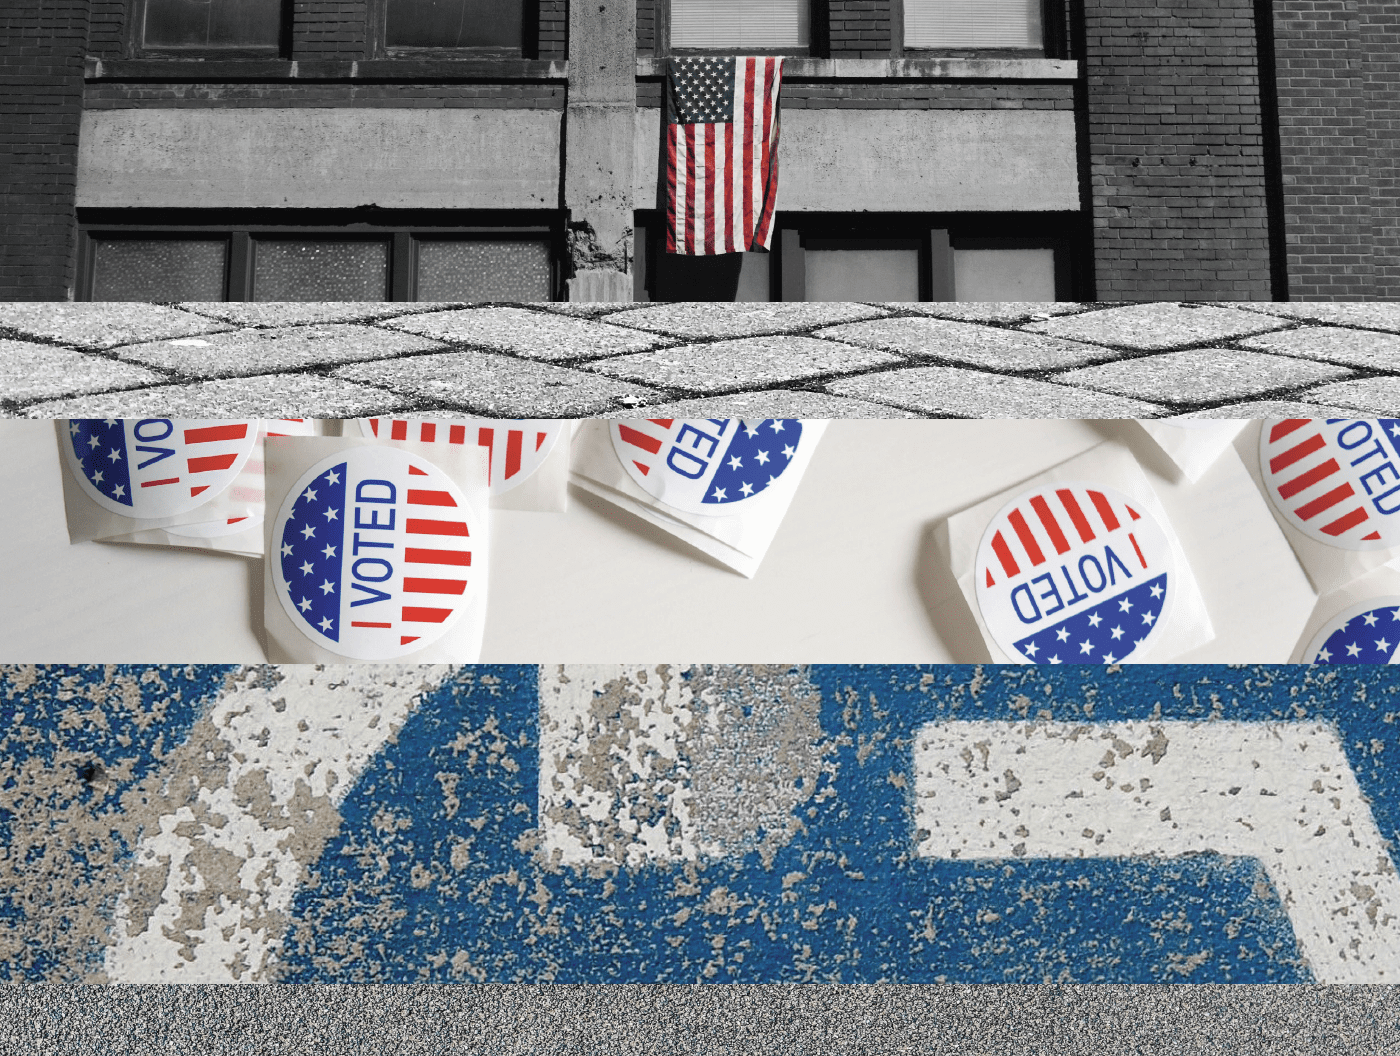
xmin=904 ymin=0 xmax=1043 ymax=49
xmin=670 ymin=0 xmax=809 ymax=49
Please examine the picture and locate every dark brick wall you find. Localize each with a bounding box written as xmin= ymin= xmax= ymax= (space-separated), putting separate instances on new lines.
xmin=293 ymin=1 xmax=367 ymax=59
xmin=829 ymin=0 xmax=892 ymax=56
xmin=1363 ymin=0 xmax=1400 ymax=298
xmin=539 ymin=0 xmax=567 ymax=58
xmin=1 ymin=0 xmax=90 ymax=300
xmin=1084 ymin=0 xmax=1273 ymax=299
xmin=1272 ymin=0 xmax=1371 ymax=299
xmin=637 ymin=0 xmax=655 ymax=54
xmin=88 ymin=0 xmax=126 ymax=58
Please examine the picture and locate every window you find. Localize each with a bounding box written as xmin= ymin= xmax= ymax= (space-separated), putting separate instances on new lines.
xmin=804 ymin=239 xmax=921 ymax=301
xmin=385 ymin=0 xmax=525 ymax=49
xmin=904 ymin=0 xmax=1044 ymax=50
xmin=141 ymin=0 xmax=283 ymax=49
xmin=953 ymin=248 xmax=1057 ymax=299
xmin=79 ymin=220 xmax=559 ymax=301
xmin=670 ymin=0 xmax=809 ymax=50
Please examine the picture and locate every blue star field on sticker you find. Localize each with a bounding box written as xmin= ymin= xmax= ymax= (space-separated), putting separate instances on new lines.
xmin=279 ymin=462 xmax=349 ymax=643
xmin=1015 ymin=574 xmax=1168 ymax=665
xmin=1313 ymin=605 xmax=1400 ymax=664
xmin=703 ymin=420 xmax=799 ymax=505
xmin=70 ymin=418 xmax=133 ymax=505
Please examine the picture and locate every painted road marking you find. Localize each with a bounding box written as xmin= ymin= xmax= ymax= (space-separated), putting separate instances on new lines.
xmin=913 ymin=720 xmax=1400 ymax=984
xmin=104 ymin=665 xmax=456 ymax=983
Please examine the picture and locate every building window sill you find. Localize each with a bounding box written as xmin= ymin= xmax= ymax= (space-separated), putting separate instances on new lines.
xmin=84 ymin=57 xmax=569 ymax=83
xmin=636 ymin=56 xmax=1080 ymax=82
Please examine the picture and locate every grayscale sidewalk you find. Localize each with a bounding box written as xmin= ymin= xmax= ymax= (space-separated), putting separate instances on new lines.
xmin=4 ymin=300 xmax=1400 ymax=418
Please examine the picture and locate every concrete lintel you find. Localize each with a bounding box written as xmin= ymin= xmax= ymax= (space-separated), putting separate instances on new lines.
xmin=636 ymin=56 xmax=1081 ymax=82
xmin=84 ymin=56 xmax=570 ymax=83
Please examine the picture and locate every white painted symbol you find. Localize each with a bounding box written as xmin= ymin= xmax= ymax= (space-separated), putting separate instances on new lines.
xmin=913 ymin=720 xmax=1400 ymax=984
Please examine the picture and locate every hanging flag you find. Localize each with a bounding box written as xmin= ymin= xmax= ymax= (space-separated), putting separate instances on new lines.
xmin=665 ymin=55 xmax=783 ymax=256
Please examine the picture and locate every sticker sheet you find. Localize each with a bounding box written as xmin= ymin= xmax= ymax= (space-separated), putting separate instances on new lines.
xmin=942 ymin=442 xmax=1214 ymax=663
xmin=1136 ymin=420 xmax=1248 ymax=481
xmin=57 ymin=418 xmax=323 ymax=555
xmin=1249 ymin=418 xmax=1400 ymax=592
xmin=354 ymin=418 xmax=572 ymax=512
xmin=261 ymin=434 xmax=490 ymax=663
xmin=570 ymin=418 xmax=827 ymax=577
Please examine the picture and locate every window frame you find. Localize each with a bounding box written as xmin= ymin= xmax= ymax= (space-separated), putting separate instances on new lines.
xmin=894 ymin=0 xmax=1061 ymax=59
xmin=366 ymin=0 xmax=541 ymax=59
xmin=125 ymin=0 xmax=292 ymax=59
xmin=77 ymin=214 xmax=563 ymax=301
xmin=660 ymin=0 xmax=818 ymax=57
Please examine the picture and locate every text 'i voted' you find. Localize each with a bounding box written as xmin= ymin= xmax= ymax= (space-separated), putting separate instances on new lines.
xmin=271 ymin=445 xmax=480 ymax=660
xmin=611 ymin=418 xmax=805 ymax=515
xmin=976 ymin=482 xmax=1176 ymax=664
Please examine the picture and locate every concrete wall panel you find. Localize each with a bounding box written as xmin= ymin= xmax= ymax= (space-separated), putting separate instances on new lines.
xmin=634 ymin=108 xmax=1080 ymax=213
xmin=77 ymin=108 xmax=562 ymax=210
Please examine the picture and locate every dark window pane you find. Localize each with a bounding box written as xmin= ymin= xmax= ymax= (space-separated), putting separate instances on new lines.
xmin=386 ymin=0 xmax=523 ymax=48
xmin=416 ymin=240 xmax=551 ymax=301
xmin=253 ymin=241 xmax=389 ymax=301
xmin=92 ymin=239 xmax=227 ymax=301
xmin=144 ymin=0 xmax=282 ymax=47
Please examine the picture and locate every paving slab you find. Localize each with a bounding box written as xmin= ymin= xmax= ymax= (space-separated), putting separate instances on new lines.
xmin=1237 ymin=325 xmax=1400 ymax=370
xmin=1024 ymin=303 xmax=1290 ymax=350
xmin=0 ymin=340 xmax=166 ymax=403
xmin=586 ymin=335 xmax=902 ymax=393
xmin=1173 ymin=400 xmax=1377 ymax=419
xmin=114 ymin=324 xmax=446 ymax=379
xmin=1053 ymin=348 xmax=1352 ymax=404
xmin=22 ymin=374 xmax=409 ymax=418
xmin=333 ymin=349 xmax=663 ymax=416
xmin=616 ymin=391 xmax=922 ymax=418
xmin=815 ymin=316 xmax=1121 ymax=371
xmin=1300 ymin=376 xmax=1400 ymax=416
xmin=605 ymin=302 xmax=888 ymax=339
xmin=0 ymin=303 xmax=231 ymax=350
xmin=896 ymin=302 xmax=1088 ymax=324
xmin=178 ymin=302 xmax=437 ymax=327
xmin=385 ymin=306 xmax=672 ymax=361
xmin=1232 ymin=302 xmax=1400 ymax=333
xmin=826 ymin=365 xmax=1165 ymax=417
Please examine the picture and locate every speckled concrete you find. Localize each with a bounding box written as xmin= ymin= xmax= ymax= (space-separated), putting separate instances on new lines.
xmin=5 ymin=665 xmax=1399 ymax=986
xmin=9 ymin=302 xmax=1400 ymax=418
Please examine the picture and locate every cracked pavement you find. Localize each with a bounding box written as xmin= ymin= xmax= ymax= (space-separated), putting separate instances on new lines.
xmin=4 ymin=300 xmax=1400 ymax=418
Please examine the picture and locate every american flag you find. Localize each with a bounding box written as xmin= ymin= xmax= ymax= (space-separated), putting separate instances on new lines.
xmin=275 ymin=448 xmax=475 ymax=658
xmin=665 ymin=56 xmax=783 ymax=256
xmin=1262 ymin=419 xmax=1400 ymax=545
xmin=1311 ymin=604 xmax=1400 ymax=664
xmin=978 ymin=484 xmax=1172 ymax=665
xmin=362 ymin=418 xmax=562 ymax=494
xmin=68 ymin=418 xmax=256 ymax=514
xmin=613 ymin=418 xmax=802 ymax=509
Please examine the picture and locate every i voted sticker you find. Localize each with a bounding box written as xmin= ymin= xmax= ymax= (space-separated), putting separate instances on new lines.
xmin=64 ymin=419 xmax=259 ymax=518
xmin=1304 ymin=598 xmax=1400 ymax=664
xmin=611 ymin=418 xmax=805 ymax=515
xmin=976 ymin=482 xmax=1176 ymax=665
xmin=360 ymin=419 xmax=564 ymax=495
xmin=1260 ymin=419 xmax=1400 ymax=550
xmin=271 ymin=446 xmax=480 ymax=661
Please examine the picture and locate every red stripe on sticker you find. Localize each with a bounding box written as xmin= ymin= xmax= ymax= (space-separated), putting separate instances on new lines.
xmin=1322 ymin=507 xmax=1371 ymax=537
xmin=1007 ymin=508 xmax=1046 ymax=567
xmin=407 ymin=489 xmax=457 ymax=507
xmin=141 ymin=477 xmax=179 ymax=488
xmin=618 ymin=425 xmax=664 ymax=454
xmin=991 ymin=530 xmax=1021 ymax=579
xmin=391 ymin=421 xmax=408 ymax=440
xmin=406 ymin=548 xmax=471 ymax=566
xmin=188 ymin=452 xmax=238 ymax=474
xmin=352 ymin=622 xmax=392 ymax=628
xmin=1270 ymin=433 xmax=1326 ymax=474
xmin=1277 ymin=458 xmax=1341 ymax=500
xmin=1087 ymin=490 xmax=1120 ymax=533
xmin=1295 ymin=482 xmax=1355 ymax=521
xmin=402 ymin=607 xmax=452 ymax=624
xmin=1269 ymin=419 xmax=1311 ymax=442
xmin=1129 ymin=532 xmax=1148 ymax=569
xmin=450 ymin=425 xmax=466 ymax=445
xmin=403 ymin=578 xmax=467 ymax=596
xmin=406 ymin=519 xmax=469 ymax=537
xmin=506 ymin=428 xmax=523 ymax=480
xmin=421 ymin=423 xmax=436 ymax=443
xmin=1029 ymin=495 xmax=1070 ymax=555
xmin=184 ymin=423 xmax=248 ymax=445
xmin=1056 ymin=489 xmax=1096 ymax=544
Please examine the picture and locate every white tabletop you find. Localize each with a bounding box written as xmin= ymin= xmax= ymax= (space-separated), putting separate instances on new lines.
xmin=0 ymin=419 xmax=1316 ymax=663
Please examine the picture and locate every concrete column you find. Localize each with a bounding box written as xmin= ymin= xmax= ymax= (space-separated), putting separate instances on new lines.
xmin=564 ymin=0 xmax=637 ymax=301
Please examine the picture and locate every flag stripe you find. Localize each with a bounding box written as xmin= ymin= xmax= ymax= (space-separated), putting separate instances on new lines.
xmin=1278 ymin=458 xmax=1341 ymax=500
xmin=1056 ymin=488 xmax=1097 ymax=544
xmin=1270 ymin=433 xmax=1326 ymax=473
xmin=185 ymin=423 xmax=249 ymax=445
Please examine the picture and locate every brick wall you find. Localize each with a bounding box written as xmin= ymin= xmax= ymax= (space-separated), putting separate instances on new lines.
xmin=539 ymin=0 xmax=567 ymax=58
xmin=292 ymin=1 xmax=367 ymax=59
xmin=1084 ymin=0 xmax=1273 ymax=299
xmin=637 ymin=0 xmax=655 ymax=53
xmin=1271 ymin=0 xmax=1371 ymax=299
xmin=829 ymin=0 xmax=892 ymax=56
xmin=1363 ymin=0 xmax=1400 ymax=298
xmin=0 ymin=0 xmax=89 ymax=300
xmin=88 ymin=0 xmax=126 ymax=57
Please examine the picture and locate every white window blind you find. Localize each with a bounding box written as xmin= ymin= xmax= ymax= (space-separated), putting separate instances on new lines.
xmin=904 ymin=0 xmax=1043 ymax=49
xmin=671 ymin=0 xmax=808 ymax=49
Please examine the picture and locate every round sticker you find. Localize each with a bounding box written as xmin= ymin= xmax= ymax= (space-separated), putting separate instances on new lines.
xmin=360 ymin=419 xmax=564 ymax=495
xmin=1303 ymin=598 xmax=1400 ymax=664
xmin=975 ymin=482 xmax=1177 ymax=665
xmin=64 ymin=419 xmax=260 ymax=518
xmin=271 ymin=446 xmax=481 ymax=661
xmin=1260 ymin=419 xmax=1400 ymax=550
xmin=610 ymin=419 xmax=805 ymax=515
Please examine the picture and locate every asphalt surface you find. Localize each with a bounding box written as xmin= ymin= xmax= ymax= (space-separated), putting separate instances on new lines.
xmin=6 ymin=300 xmax=1400 ymax=417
